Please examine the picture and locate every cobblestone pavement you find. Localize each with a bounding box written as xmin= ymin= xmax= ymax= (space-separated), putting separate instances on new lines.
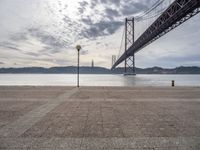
xmin=0 ymin=86 xmax=200 ymax=150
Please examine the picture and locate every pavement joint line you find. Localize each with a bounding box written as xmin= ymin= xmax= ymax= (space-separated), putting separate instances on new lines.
xmin=105 ymin=98 xmax=200 ymax=102
xmin=1 ymin=137 xmax=200 ymax=149
xmin=0 ymin=98 xmax=52 ymax=102
xmin=51 ymin=98 xmax=200 ymax=102
xmin=0 ymin=87 xmax=79 ymax=138
xmin=56 ymin=87 xmax=79 ymax=101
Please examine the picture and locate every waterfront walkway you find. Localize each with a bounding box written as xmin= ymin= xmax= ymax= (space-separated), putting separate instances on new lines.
xmin=0 ymin=86 xmax=200 ymax=150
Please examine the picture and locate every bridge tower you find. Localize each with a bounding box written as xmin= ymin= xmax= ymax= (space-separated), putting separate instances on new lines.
xmin=124 ymin=18 xmax=136 ymax=75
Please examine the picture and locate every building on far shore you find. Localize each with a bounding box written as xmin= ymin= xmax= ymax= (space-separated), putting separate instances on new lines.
xmin=92 ymin=60 xmax=94 ymax=68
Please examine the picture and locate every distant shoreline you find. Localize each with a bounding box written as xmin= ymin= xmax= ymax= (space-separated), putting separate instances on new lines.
xmin=0 ymin=66 xmax=200 ymax=74
xmin=1 ymin=73 xmax=200 ymax=75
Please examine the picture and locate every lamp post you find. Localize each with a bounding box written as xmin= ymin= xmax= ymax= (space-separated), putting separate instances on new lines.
xmin=76 ymin=45 xmax=81 ymax=87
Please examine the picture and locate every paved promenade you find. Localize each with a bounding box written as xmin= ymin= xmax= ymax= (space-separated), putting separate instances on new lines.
xmin=0 ymin=86 xmax=200 ymax=150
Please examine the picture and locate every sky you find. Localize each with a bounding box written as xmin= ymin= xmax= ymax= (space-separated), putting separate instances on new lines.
xmin=0 ymin=0 xmax=200 ymax=69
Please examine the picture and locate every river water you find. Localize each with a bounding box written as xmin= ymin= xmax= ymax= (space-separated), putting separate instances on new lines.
xmin=0 ymin=74 xmax=200 ymax=86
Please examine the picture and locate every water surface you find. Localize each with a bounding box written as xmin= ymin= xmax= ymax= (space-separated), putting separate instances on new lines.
xmin=0 ymin=74 xmax=200 ymax=86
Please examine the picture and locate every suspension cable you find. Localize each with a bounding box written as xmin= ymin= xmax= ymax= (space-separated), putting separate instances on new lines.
xmin=136 ymin=8 xmax=166 ymax=21
xmin=135 ymin=0 xmax=165 ymax=20
xmin=118 ymin=27 xmax=125 ymax=59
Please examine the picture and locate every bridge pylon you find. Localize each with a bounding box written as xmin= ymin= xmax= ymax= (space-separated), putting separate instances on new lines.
xmin=124 ymin=18 xmax=136 ymax=75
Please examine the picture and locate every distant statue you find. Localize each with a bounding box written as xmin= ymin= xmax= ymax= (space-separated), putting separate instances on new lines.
xmin=92 ymin=60 xmax=94 ymax=68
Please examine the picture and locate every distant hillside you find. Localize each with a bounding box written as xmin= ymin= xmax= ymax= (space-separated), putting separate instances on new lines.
xmin=0 ymin=66 xmax=200 ymax=74
xmin=0 ymin=66 xmax=111 ymax=74
xmin=114 ymin=66 xmax=200 ymax=74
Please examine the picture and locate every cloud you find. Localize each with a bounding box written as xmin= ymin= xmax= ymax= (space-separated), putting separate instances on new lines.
xmin=80 ymin=49 xmax=89 ymax=55
xmin=0 ymin=62 xmax=4 ymax=65
xmin=78 ymin=1 xmax=89 ymax=14
xmin=99 ymin=0 xmax=121 ymax=6
xmin=137 ymin=54 xmax=200 ymax=68
xmin=62 ymin=15 xmax=71 ymax=23
xmin=81 ymin=20 xmax=123 ymax=38
xmin=89 ymin=0 xmax=98 ymax=9
xmin=1 ymin=26 xmax=72 ymax=58
xmin=78 ymin=0 xmax=150 ymax=40
xmin=81 ymin=16 xmax=93 ymax=25
xmin=121 ymin=1 xmax=148 ymax=15
xmin=22 ymin=27 xmax=71 ymax=54
xmin=105 ymin=8 xmax=120 ymax=17
xmin=0 ymin=41 xmax=21 ymax=51
xmin=10 ymin=32 xmax=28 ymax=41
xmin=24 ymin=52 xmax=40 ymax=57
xmin=79 ymin=1 xmax=89 ymax=7
xmin=0 ymin=41 xmax=15 ymax=48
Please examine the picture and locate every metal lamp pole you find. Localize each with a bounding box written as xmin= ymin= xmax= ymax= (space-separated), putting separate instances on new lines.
xmin=76 ymin=45 xmax=81 ymax=87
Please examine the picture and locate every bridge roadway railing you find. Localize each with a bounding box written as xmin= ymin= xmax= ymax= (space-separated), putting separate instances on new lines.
xmin=112 ymin=0 xmax=200 ymax=69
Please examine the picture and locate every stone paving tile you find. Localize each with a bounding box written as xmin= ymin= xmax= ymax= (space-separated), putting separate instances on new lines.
xmin=63 ymin=122 xmax=85 ymax=138
xmin=8 ymin=138 xmax=82 ymax=150
xmin=70 ymin=90 xmax=106 ymax=99
xmin=55 ymin=138 xmax=82 ymax=149
xmin=1 ymin=137 xmax=200 ymax=150
xmin=0 ymin=101 xmax=44 ymax=116
xmin=84 ymin=124 xmax=103 ymax=137
xmin=109 ymin=137 xmax=181 ymax=149
xmin=0 ymin=138 xmax=36 ymax=149
xmin=21 ymin=113 xmax=58 ymax=138
xmin=103 ymin=124 xmax=124 ymax=138
xmin=81 ymin=138 xmax=114 ymax=150
xmin=0 ymin=101 xmax=44 ymax=133
xmin=0 ymin=90 xmax=66 ymax=99
xmin=154 ymin=148 xmax=178 ymax=150
xmin=50 ymin=101 xmax=79 ymax=115
xmin=106 ymin=90 xmax=200 ymax=99
xmin=0 ymin=88 xmax=78 ymax=138
xmin=39 ymin=115 xmax=69 ymax=138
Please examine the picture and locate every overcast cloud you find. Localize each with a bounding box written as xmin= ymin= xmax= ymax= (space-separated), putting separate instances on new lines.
xmin=0 ymin=0 xmax=199 ymax=68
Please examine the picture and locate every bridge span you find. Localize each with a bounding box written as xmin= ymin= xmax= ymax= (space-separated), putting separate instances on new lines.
xmin=112 ymin=0 xmax=200 ymax=71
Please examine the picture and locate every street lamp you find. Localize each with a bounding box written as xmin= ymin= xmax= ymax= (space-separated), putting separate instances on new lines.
xmin=76 ymin=45 xmax=81 ymax=87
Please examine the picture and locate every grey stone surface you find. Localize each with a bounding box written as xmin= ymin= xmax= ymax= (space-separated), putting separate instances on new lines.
xmin=0 ymin=86 xmax=200 ymax=149
xmin=0 ymin=87 xmax=78 ymax=138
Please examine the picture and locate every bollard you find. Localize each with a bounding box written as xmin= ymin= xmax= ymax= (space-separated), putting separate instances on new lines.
xmin=171 ymin=80 xmax=175 ymax=87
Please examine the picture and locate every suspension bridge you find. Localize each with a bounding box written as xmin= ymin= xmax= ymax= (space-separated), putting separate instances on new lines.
xmin=112 ymin=0 xmax=200 ymax=75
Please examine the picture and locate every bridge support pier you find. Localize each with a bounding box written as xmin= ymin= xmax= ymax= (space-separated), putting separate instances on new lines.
xmin=124 ymin=53 xmax=136 ymax=75
xmin=124 ymin=18 xmax=136 ymax=75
